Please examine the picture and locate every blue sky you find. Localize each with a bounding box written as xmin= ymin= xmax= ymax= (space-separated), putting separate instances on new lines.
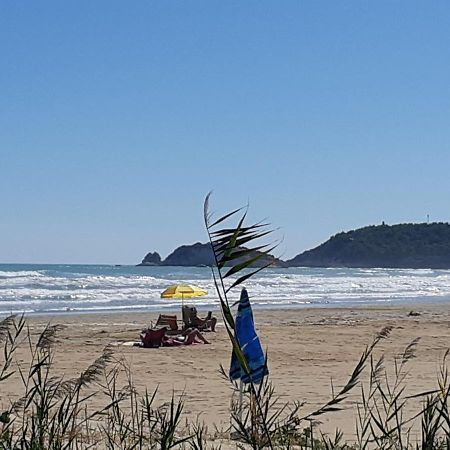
xmin=1 ymin=1 xmax=450 ymax=264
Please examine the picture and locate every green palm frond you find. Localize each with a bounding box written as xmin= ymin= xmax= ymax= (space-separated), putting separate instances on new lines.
xmin=204 ymin=192 xmax=279 ymax=300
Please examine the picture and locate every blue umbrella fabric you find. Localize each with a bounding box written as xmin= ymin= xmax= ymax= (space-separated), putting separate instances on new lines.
xmin=229 ymin=288 xmax=268 ymax=384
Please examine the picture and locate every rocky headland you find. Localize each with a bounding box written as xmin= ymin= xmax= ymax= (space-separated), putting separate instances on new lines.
xmin=286 ymin=222 xmax=450 ymax=269
xmin=138 ymin=242 xmax=284 ymax=267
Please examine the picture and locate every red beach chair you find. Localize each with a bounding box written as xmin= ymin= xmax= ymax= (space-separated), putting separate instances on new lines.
xmin=140 ymin=328 xmax=167 ymax=348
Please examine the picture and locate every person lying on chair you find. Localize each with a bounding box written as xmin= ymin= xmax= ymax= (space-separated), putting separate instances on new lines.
xmin=139 ymin=327 xmax=210 ymax=348
xmin=162 ymin=327 xmax=210 ymax=346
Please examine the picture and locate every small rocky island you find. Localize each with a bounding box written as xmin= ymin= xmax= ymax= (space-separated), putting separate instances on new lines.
xmin=139 ymin=223 xmax=450 ymax=269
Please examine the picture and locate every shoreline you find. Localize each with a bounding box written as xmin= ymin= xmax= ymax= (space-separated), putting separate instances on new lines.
xmin=2 ymin=296 xmax=450 ymax=319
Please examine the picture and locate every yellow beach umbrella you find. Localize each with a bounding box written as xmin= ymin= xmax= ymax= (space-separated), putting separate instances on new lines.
xmin=160 ymin=284 xmax=208 ymax=300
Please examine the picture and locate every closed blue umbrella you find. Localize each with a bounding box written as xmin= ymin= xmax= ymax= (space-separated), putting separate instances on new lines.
xmin=229 ymin=288 xmax=268 ymax=384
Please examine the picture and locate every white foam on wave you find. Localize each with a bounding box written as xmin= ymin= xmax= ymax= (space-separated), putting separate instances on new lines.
xmin=0 ymin=270 xmax=44 ymax=279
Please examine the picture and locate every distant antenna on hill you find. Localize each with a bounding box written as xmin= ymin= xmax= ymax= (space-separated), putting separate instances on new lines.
xmin=427 ymin=214 xmax=430 ymax=224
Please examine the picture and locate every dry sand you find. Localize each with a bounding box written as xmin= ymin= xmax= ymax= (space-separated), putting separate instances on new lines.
xmin=2 ymin=303 xmax=450 ymax=441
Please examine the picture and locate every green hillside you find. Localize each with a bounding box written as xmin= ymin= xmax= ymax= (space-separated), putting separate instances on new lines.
xmin=287 ymin=222 xmax=450 ymax=269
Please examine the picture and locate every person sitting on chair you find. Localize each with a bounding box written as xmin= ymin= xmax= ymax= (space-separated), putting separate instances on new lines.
xmin=192 ymin=310 xmax=217 ymax=332
xmin=183 ymin=306 xmax=217 ymax=332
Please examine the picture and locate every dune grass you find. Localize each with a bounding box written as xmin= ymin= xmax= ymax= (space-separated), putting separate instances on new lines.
xmin=1 ymin=314 xmax=449 ymax=449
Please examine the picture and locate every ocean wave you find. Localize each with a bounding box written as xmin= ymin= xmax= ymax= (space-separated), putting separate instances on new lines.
xmin=1 ymin=264 xmax=450 ymax=314
xmin=0 ymin=270 xmax=44 ymax=279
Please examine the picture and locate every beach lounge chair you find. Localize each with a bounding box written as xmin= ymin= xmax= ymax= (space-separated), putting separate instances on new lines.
xmin=140 ymin=328 xmax=167 ymax=348
xmin=154 ymin=314 xmax=181 ymax=335
xmin=182 ymin=305 xmax=217 ymax=332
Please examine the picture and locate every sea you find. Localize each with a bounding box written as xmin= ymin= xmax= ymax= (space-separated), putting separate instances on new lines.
xmin=1 ymin=264 xmax=450 ymax=315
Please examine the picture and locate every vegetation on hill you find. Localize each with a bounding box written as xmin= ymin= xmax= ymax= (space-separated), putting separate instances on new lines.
xmin=287 ymin=222 xmax=450 ymax=269
xmin=141 ymin=223 xmax=450 ymax=269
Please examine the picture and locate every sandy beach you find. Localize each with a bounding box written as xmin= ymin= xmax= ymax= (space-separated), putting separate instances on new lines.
xmin=2 ymin=303 xmax=450 ymax=441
